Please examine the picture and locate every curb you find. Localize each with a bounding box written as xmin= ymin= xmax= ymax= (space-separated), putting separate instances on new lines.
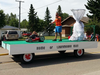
xmin=0 ymin=53 xmax=9 ymax=56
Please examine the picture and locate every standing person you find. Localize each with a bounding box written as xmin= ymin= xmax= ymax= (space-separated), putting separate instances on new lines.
xmin=50 ymin=12 xmax=62 ymax=41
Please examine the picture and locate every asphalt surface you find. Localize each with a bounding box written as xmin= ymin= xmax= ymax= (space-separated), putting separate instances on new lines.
xmin=0 ymin=42 xmax=100 ymax=75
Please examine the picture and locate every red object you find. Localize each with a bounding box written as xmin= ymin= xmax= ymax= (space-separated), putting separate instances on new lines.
xmin=4 ymin=37 xmax=5 ymax=41
xmin=68 ymin=36 xmax=71 ymax=39
xmin=88 ymin=35 xmax=91 ymax=38
xmin=22 ymin=32 xmax=31 ymax=36
xmin=78 ymin=49 xmax=82 ymax=55
xmin=25 ymin=54 xmax=31 ymax=60
xmin=96 ymin=35 xmax=99 ymax=39
xmin=32 ymin=37 xmax=40 ymax=41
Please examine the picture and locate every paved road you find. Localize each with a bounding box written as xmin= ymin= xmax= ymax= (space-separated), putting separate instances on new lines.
xmin=0 ymin=42 xmax=100 ymax=75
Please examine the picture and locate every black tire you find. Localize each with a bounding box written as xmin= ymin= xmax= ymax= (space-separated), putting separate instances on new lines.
xmin=58 ymin=50 xmax=66 ymax=54
xmin=12 ymin=55 xmax=20 ymax=58
xmin=74 ymin=49 xmax=84 ymax=57
xmin=20 ymin=53 xmax=35 ymax=64
xmin=39 ymin=36 xmax=45 ymax=42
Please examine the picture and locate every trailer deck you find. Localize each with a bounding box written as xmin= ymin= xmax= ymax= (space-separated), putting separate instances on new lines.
xmin=2 ymin=39 xmax=97 ymax=55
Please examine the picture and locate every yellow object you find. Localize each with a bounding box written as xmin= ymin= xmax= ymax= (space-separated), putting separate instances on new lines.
xmin=0 ymin=53 xmax=9 ymax=56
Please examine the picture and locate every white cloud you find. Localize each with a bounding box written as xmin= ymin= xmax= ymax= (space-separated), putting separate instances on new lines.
xmin=0 ymin=0 xmax=88 ymax=21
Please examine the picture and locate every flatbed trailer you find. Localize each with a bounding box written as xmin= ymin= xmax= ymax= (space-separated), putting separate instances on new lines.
xmin=2 ymin=39 xmax=98 ymax=63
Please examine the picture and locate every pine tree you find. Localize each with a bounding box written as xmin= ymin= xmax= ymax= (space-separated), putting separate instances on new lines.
xmin=57 ymin=5 xmax=69 ymax=21
xmin=57 ymin=5 xmax=62 ymax=17
xmin=85 ymin=0 xmax=100 ymax=34
xmin=44 ymin=7 xmax=52 ymax=25
xmin=44 ymin=7 xmax=53 ymax=35
xmin=28 ymin=4 xmax=37 ymax=32
xmin=0 ymin=10 xmax=5 ymax=28
xmin=85 ymin=0 xmax=100 ymax=21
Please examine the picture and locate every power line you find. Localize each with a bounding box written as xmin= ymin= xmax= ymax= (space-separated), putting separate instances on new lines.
xmin=36 ymin=0 xmax=62 ymax=10
xmin=16 ymin=0 xmax=63 ymax=21
xmin=20 ymin=0 xmax=62 ymax=14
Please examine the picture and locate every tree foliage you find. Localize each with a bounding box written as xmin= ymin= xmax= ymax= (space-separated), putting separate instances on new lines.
xmin=44 ymin=7 xmax=54 ymax=35
xmin=20 ymin=19 xmax=28 ymax=28
xmin=84 ymin=16 xmax=100 ymax=35
xmin=36 ymin=18 xmax=47 ymax=32
xmin=0 ymin=10 xmax=5 ymax=28
xmin=44 ymin=7 xmax=52 ymax=25
xmin=85 ymin=0 xmax=100 ymax=34
xmin=5 ymin=13 xmax=18 ymax=27
xmin=85 ymin=0 xmax=100 ymax=21
xmin=28 ymin=4 xmax=41 ymax=32
xmin=57 ymin=5 xmax=69 ymax=21
xmin=57 ymin=5 xmax=62 ymax=18
xmin=62 ymin=13 xmax=69 ymax=20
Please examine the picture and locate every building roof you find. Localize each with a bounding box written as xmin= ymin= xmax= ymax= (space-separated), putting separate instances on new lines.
xmin=61 ymin=16 xmax=89 ymax=24
xmin=1 ymin=25 xmax=19 ymax=30
xmin=62 ymin=25 xmax=72 ymax=27
xmin=81 ymin=17 xmax=89 ymax=23
xmin=61 ymin=16 xmax=73 ymax=24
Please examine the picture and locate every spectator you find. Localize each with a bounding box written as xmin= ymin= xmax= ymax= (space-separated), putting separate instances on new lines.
xmin=2 ymin=35 xmax=6 ymax=41
xmin=84 ymin=32 xmax=87 ymax=40
xmin=95 ymin=34 xmax=99 ymax=41
xmin=90 ymin=32 xmax=94 ymax=39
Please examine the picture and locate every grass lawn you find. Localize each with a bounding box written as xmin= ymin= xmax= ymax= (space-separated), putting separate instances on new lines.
xmin=45 ymin=36 xmax=68 ymax=39
xmin=19 ymin=36 xmax=68 ymax=41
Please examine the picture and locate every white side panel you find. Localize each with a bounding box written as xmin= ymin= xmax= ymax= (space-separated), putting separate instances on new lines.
xmin=9 ymin=41 xmax=98 ymax=55
xmin=2 ymin=41 xmax=7 ymax=49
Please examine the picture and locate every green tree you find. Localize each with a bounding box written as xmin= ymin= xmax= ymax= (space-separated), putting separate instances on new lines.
xmin=44 ymin=7 xmax=52 ymax=25
xmin=84 ymin=16 xmax=100 ymax=35
xmin=0 ymin=10 xmax=5 ymax=28
xmin=85 ymin=0 xmax=100 ymax=21
xmin=20 ymin=19 xmax=28 ymax=28
xmin=44 ymin=7 xmax=54 ymax=35
xmin=62 ymin=13 xmax=69 ymax=20
xmin=85 ymin=0 xmax=100 ymax=34
xmin=57 ymin=5 xmax=69 ymax=21
xmin=57 ymin=5 xmax=62 ymax=18
xmin=5 ymin=14 xmax=10 ymax=25
xmin=5 ymin=13 xmax=18 ymax=27
xmin=28 ymin=4 xmax=38 ymax=32
xmin=35 ymin=18 xmax=47 ymax=32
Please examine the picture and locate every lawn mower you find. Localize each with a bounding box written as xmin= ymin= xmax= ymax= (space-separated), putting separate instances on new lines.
xmin=25 ymin=24 xmax=54 ymax=42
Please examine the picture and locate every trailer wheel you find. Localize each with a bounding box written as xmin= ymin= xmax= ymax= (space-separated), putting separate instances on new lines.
xmin=74 ymin=49 xmax=84 ymax=57
xmin=39 ymin=36 xmax=45 ymax=42
xmin=20 ymin=53 xmax=34 ymax=63
xmin=58 ymin=50 xmax=66 ymax=54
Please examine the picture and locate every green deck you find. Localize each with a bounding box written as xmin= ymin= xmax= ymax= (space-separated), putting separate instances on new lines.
xmin=2 ymin=39 xmax=88 ymax=45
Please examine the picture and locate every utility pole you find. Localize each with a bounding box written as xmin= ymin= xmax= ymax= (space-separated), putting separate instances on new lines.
xmin=15 ymin=0 xmax=24 ymax=29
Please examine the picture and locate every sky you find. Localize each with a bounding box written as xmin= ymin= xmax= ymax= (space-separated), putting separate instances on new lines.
xmin=0 ymin=0 xmax=89 ymax=21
